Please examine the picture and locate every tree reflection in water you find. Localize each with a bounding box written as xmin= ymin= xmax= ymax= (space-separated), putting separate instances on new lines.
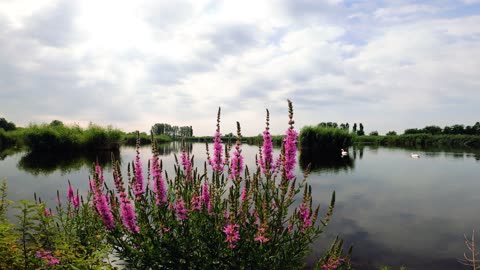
xmin=17 ymin=149 xmax=120 ymax=176
xmin=299 ymin=149 xmax=354 ymax=173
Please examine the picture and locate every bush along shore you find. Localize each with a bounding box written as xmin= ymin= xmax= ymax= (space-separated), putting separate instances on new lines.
xmin=299 ymin=125 xmax=354 ymax=154
xmin=354 ymin=134 xmax=480 ymax=148
xmin=0 ymin=101 xmax=352 ymax=270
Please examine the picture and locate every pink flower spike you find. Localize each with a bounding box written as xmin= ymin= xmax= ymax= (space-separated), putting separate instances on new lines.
xmin=223 ymin=224 xmax=240 ymax=248
xmin=67 ymin=182 xmax=74 ymax=203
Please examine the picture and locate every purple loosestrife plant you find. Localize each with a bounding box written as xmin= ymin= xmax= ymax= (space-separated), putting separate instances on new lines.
xmin=229 ymin=122 xmax=244 ymax=181
xmin=89 ymin=166 xmax=114 ymax=230
xmin=133 ymin=133 xmax=145 ymax=200
xmin=151 ymin=140 xmax=167 ymax=205
xmin=208 ymin=107 xmax=225 ymax=172
xmin=260 ymin=109 xmax=274 ymax=175
xmin=82 ymin=100 xmax=338 ymax=270
xmin=283 ymin=100 xmax=298 ymax=181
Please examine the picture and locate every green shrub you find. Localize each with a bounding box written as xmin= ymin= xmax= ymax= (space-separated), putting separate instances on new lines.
xmin=299 ymin=126 xmax=354 ymax=153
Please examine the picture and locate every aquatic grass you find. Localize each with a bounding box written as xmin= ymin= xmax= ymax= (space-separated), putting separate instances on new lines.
xmin=22 ymin=123 xmax=123 ymax=151
xmin=299 ymin=125 xmax=354 ymax=153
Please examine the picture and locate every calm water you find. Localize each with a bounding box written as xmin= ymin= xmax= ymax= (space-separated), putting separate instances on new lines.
xmin=1 ymin=143 xmax=479 ymax=270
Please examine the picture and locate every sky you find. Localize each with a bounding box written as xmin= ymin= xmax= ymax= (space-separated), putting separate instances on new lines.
xmin=0 ymin=0 xmax=479 ymax=136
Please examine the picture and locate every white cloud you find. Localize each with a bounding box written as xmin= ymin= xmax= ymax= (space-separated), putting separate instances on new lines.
xmin=0 ymin=0 xmax=479 ymax=135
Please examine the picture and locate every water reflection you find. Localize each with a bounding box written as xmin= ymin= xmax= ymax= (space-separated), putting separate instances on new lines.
xmin=0 ymin=147 xmax=23 ymax=161
xmin=299 ymin=150 xmax=354 ymax=173
xmin=157 ymin=141 xmax=192 ymax=156
xmin=17 ymin=149 xmax=120 ymax=176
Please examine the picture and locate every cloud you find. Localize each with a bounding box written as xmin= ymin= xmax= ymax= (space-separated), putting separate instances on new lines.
xmin=0 ymin=1 xmax=479 ymax=135
xmin=22 ymin=0 xmax=78 ymax=47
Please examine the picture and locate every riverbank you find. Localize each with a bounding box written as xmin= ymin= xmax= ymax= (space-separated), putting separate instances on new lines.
xmin=354 ymin=134 xmax=480 ymax=148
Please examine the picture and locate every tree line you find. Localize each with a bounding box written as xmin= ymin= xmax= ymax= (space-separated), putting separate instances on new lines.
xmin=151 ymin=123 xmax=193 ymax=137
xmin=404 ymin=122 xmax=480 ymax=135
xmin=317 ymin=122 xmax=365 ymax=136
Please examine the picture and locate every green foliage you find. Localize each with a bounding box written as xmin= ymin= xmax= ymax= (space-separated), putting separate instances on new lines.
xmin=0 ymin=179 xmax=113 ymax=269
xmin=369 ymin=131 xmax=379 ymax=136
xmin=355 ymin=134 xmax=480 ymax=148
xmin=314 ymin=236 xmax=352 ymax=270
xmin=84 ymin=102 xmax=338 ymax=269
xmin=386 ymin=131 xmax=397 ymax=136
xmin=299 ymin=125 xmax=354 ymax=152
xmin=152 ymin=123 xmax=193 ymax=137
xmin=122 ymin=132 xmax=172 ymax=145
xmin=0 ymin=128 xmax=18 ymax=149
xmin=404 ymin=122 xmax=480 ymax=135
xmin=22 ymin=123 xmax=122 ymax=151
xmin=0 ymin=117 xmax=16 ymax=132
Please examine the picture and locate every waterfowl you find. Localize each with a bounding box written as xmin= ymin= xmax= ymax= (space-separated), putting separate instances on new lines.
xmin=341 ymin=149 xmax=348 ymax=156
xmin=410 ymin=153 xmax=420 ymax=158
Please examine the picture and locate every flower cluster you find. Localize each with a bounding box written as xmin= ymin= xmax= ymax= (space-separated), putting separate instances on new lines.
xmin=36 ymin=250 xmax=60 ymax=266
xmin=223 ymin=224 xmax=240 ymax=248
xmin=89 ymin=166 xmax=114 ymax=230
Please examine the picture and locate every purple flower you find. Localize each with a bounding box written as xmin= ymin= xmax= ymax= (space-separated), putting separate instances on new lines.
xmin=134 ymin=147 xmax=144 ymax=200
xmin=254 ymin=227 xmax=269 ymax=243
xmin=119 ymin=193 xmax=139 ymax=233
xmin=191 ymin=196 xmax=202 ymax=211
xmin=240 ymin=186 xmax=247 ymax=202
xmin=229 ymin=140 xmax=244 ymax=180
xmin=44 ymin=208 xmax=53 ymax=216
xmin=298 ymin=202 xmax=312 ymax=229
xmin=47 ymin=258 xmax=60 ymax=265
xmin=223 ymin=224 xmax=240 ymax=248
xmin=151 ymin=154 xmax=167 ymax=205
xmin=73 ymin=191 xmax=80 ymax=209
xmin=283 ymin=128 xmax=298 ymax=181
xmin=260 ymin=109 xmax=273 ymax=175
xmin=91 ymin=165 xmax=115 ymax=230
xmin=175 ymin=199 xmax=188 ymax=220
xmin=209 ymin=131 xmax=225 ymax=172
xmin=181 ymin=149 xmax=192 ymax=181
xmin=67 ymin=182 xmax=74 ymax=203
xmin=202 ymin=182 xmax=211 ymax=213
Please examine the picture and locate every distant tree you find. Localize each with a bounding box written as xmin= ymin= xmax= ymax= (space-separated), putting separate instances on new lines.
xmin=369 ymin=131 xmax=379 ymax=136
xmin=422 ymin=125 xmax=442 ymax=135
xmin=450 ymin=124 xmax=465 ymax=135
xmin=345 ymin=123 xmax=349 ymax=131
xmin=386 ymin=131 xmax=397 ymax=136
xmin=404 ymin=128 xmax=422 ymax=135
xmin=352 ymin=123 xmax=357 ymax=133
xmin=0 ymin=117 xmax=16 ymax=131
xmin=49 ymin=120 xmax=64 ymax=127
xmin=357 ymin=123 xmax=365 ymax=136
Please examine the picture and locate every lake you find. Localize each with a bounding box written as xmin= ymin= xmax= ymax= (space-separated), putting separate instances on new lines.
xmin=1 ymin=142 xmax=479 ymax=269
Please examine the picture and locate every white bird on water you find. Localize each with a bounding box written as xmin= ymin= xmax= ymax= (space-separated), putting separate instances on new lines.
xmin=341 ymin=149 xmax=348 ymax=157
xmin=410 ymin=153 xmax=420 ymax=158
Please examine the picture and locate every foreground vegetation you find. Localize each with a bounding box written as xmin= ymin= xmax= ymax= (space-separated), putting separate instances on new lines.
xmin=0 ymin=101 xmax=352 ymax=269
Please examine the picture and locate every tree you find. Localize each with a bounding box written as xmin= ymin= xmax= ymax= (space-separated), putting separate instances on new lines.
xmin=422 ymin=125 xmax=442 ymax=135
xmin=352 ymin=123 xmax=357 ymax=133
xmin=0 ymin=117 xmax=16 ymax=131
xmin=357 ymin=123 xmax=365 ymax=136
xmin=369 ymin=131 xmax=379 ymax=136
xmin=49 ymin=120 xmax=64 ymax=127
xmin=386 ymin=131 xmax=397 ymax=136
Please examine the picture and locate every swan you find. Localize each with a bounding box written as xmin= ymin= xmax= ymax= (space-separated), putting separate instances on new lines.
xmin=341 ymin=149 xmax=348 ymax=156
xmin=410 ymin=153 xmax=420 ymax=158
